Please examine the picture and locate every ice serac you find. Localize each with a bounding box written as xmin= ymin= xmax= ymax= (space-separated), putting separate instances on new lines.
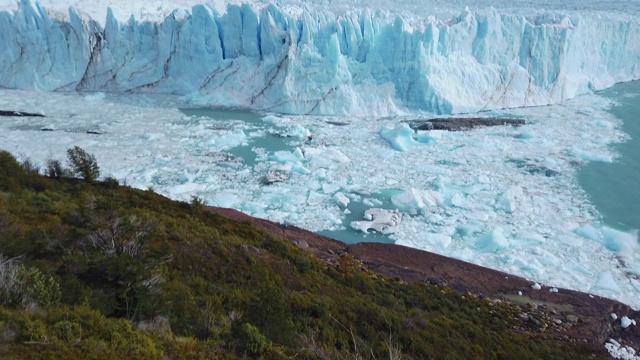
xmin=1 ymin=1 xmax=639 ymax=115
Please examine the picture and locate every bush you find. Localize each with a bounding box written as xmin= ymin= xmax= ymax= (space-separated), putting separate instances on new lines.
xmin=240 ymin=323 xmax=269 ymax=356
xmin=15 ymin=265 xmax=61 ymax=309
xmin=45 ymin=159 xmax=66 ymax=179
xmin=53 ymin=320 xmax=82 ymax=342
xmin=66 ymin=146 xmax=100 ymax=182
xmin=0 ymin=151 xmax=25 ymax=192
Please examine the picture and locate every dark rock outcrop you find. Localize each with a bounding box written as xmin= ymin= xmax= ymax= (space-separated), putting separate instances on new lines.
xmin=407 ymin=117 xmax=525 ymax=131
xmin=0 ymin=110 xmax=44 ymax=117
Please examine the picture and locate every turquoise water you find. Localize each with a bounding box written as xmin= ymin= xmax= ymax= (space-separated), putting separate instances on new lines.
xmin=318 ymin=189 xmax=403 ymax=245
xmin=180 ymin=107 xmax=397 ymax=244
xmin=578 ymin=80 xmax=640 ymax=231
xmin=180 ymin=108 xmax=298 ymax=166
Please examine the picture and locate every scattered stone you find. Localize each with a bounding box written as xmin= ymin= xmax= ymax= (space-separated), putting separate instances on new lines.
xmin=406 ymin=117 xmax=525 ymax=131
xmin=565 ymin=315 xmax=579 ymax=323
xmin=621 ymin=316 xmax=636 ymax=329
xmin=611 ymin=313 xmax=618 ymax=321
xmin=532 ymin=283 xmax=542 ymax=290
xmin=549 ymin=287 xmax=559 ymax=293
xmin=518 ymin=291 xmax=523 ymax=296
xmin=528 ymin=314 xmax=541 ymax=327
xmin=0 ymin=110 xmax=44 ymax=117
xmin=424 ymin=276 xmax=448 ymax=287
xmin=293 ymin=240 xmax=309 ymax=249
xmin=553 ymin=319 xmax=563 ymax=325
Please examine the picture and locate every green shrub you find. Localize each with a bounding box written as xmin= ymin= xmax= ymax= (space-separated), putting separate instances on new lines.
xmin=240 ymin=323 xmax=269 ymax=356
xmin=53 ymin=320 xmax=82 ymax=342
xmin=15 ymin=265 xmax=61 ymax=309
xmin=66 ymin=146 xmax=100 ymax=182
xmin=0 ymin=151 xmax=25 ymax=192
xmin=20 ymin=318 xmax=48 ymax=342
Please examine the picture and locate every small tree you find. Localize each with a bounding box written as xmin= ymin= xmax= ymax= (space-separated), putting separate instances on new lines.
xmin=45 ymin=159 xmax=65 ymax=179
xmin=67 ymin=146 xmax=100 ymax=182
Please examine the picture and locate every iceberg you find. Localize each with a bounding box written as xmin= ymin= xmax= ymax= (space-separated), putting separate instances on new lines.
xmin=1 ymin=0 xmax=639 ymax=115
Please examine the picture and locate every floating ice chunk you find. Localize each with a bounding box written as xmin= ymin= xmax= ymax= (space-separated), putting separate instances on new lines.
xmin=242 ymin=201 xmax=266 ymax=215
xmin=391 ymin=188 xmax=440 ymax=213
xmin=571 ymin=147 xmax=613 ymax=163
xmin=271 ymin=148 xmax=305 ymax=163
xmin=307 ymin=191 xmax=326 ymax=206
xmin=532 ymin=283 xmax=542 ymax=290
xmin=621 ymin=316 xmax=637 ymax=329
xmin=286 ymin=124 xmax=311 ymax=139
xmin=475 ymin=227 xmax=510 ymax=253
xmin=424 ymin=233 xmax=452 ymax=250
xmin=497 ymin=186 xmax=523 ymax=213
xmin=263 ymin=165 xmax=291 ymax=184
xmin=303 ymin=147 xmax=350 ymax=166
xmin=84 ymin=92 xmax=105 ymax=101
xmin=589 ymin=120 xmax=614 ymax=129
xmin=142 ymin=132 xmax=165 ymax=141
xmin=212 ymin=192 xmax=240 ymax=208
xmin=450 ymin=192 xmax=475 ymax=210
xmin=369 ymin=198 xmax=383 ymax=206
xmin=415 ymin=130 xmax=444 ymax=144
xmin=209 ymin=129 xmax=247 ymax=149
xmin=576 ymin=225 xmax=638 ymax=255
xmin=334 ymin=192 xmax=350 ymax=207
xmin=261 ymin=115 xmax=287 ymax=125
xmin=350 ymin=208 xmax=402 ymax=235
xmin=595 ymin=272 xmax=622 ymax=293
xmin=379 ymin=124 xmax=419 ymax=152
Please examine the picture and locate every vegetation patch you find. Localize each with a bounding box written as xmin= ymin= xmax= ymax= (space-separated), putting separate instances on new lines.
xmin=0 ymin=149 xmax=604 ymax=359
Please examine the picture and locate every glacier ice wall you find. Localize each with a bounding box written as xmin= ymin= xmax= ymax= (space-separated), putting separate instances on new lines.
xmin=1 ymin=1 xmax=639 ymax=115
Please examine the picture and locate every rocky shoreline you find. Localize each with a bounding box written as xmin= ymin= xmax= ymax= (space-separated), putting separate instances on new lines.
xmin=209 ymin=206 xmax=640 ymax=355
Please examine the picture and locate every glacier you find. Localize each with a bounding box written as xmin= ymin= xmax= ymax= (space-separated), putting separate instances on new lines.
xmin=1 ymin=0 xmax=639 ymax=115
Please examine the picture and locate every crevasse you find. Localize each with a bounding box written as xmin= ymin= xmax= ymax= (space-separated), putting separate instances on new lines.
xmin=1 ymin=1 xmax=639 ymax=115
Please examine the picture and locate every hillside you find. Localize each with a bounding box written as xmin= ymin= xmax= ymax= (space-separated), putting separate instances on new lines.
xmin=0 ymin=150 xmax=618 ymax=359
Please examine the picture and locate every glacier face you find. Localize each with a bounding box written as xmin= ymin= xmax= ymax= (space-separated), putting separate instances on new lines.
xmin=1 ymin=1 xmax=639 ymax=115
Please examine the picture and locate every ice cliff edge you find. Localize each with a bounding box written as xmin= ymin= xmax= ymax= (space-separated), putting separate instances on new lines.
xmin=1 ymin=0 xmax=639 ymax=115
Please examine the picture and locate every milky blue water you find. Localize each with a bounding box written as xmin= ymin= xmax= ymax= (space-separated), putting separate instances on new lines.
xmin=578 ymin=80 xmax=640 ymax=232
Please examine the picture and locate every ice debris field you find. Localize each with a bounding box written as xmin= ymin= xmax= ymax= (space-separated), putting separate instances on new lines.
xmin=1 ymin=0 xmax=640 ymax=315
